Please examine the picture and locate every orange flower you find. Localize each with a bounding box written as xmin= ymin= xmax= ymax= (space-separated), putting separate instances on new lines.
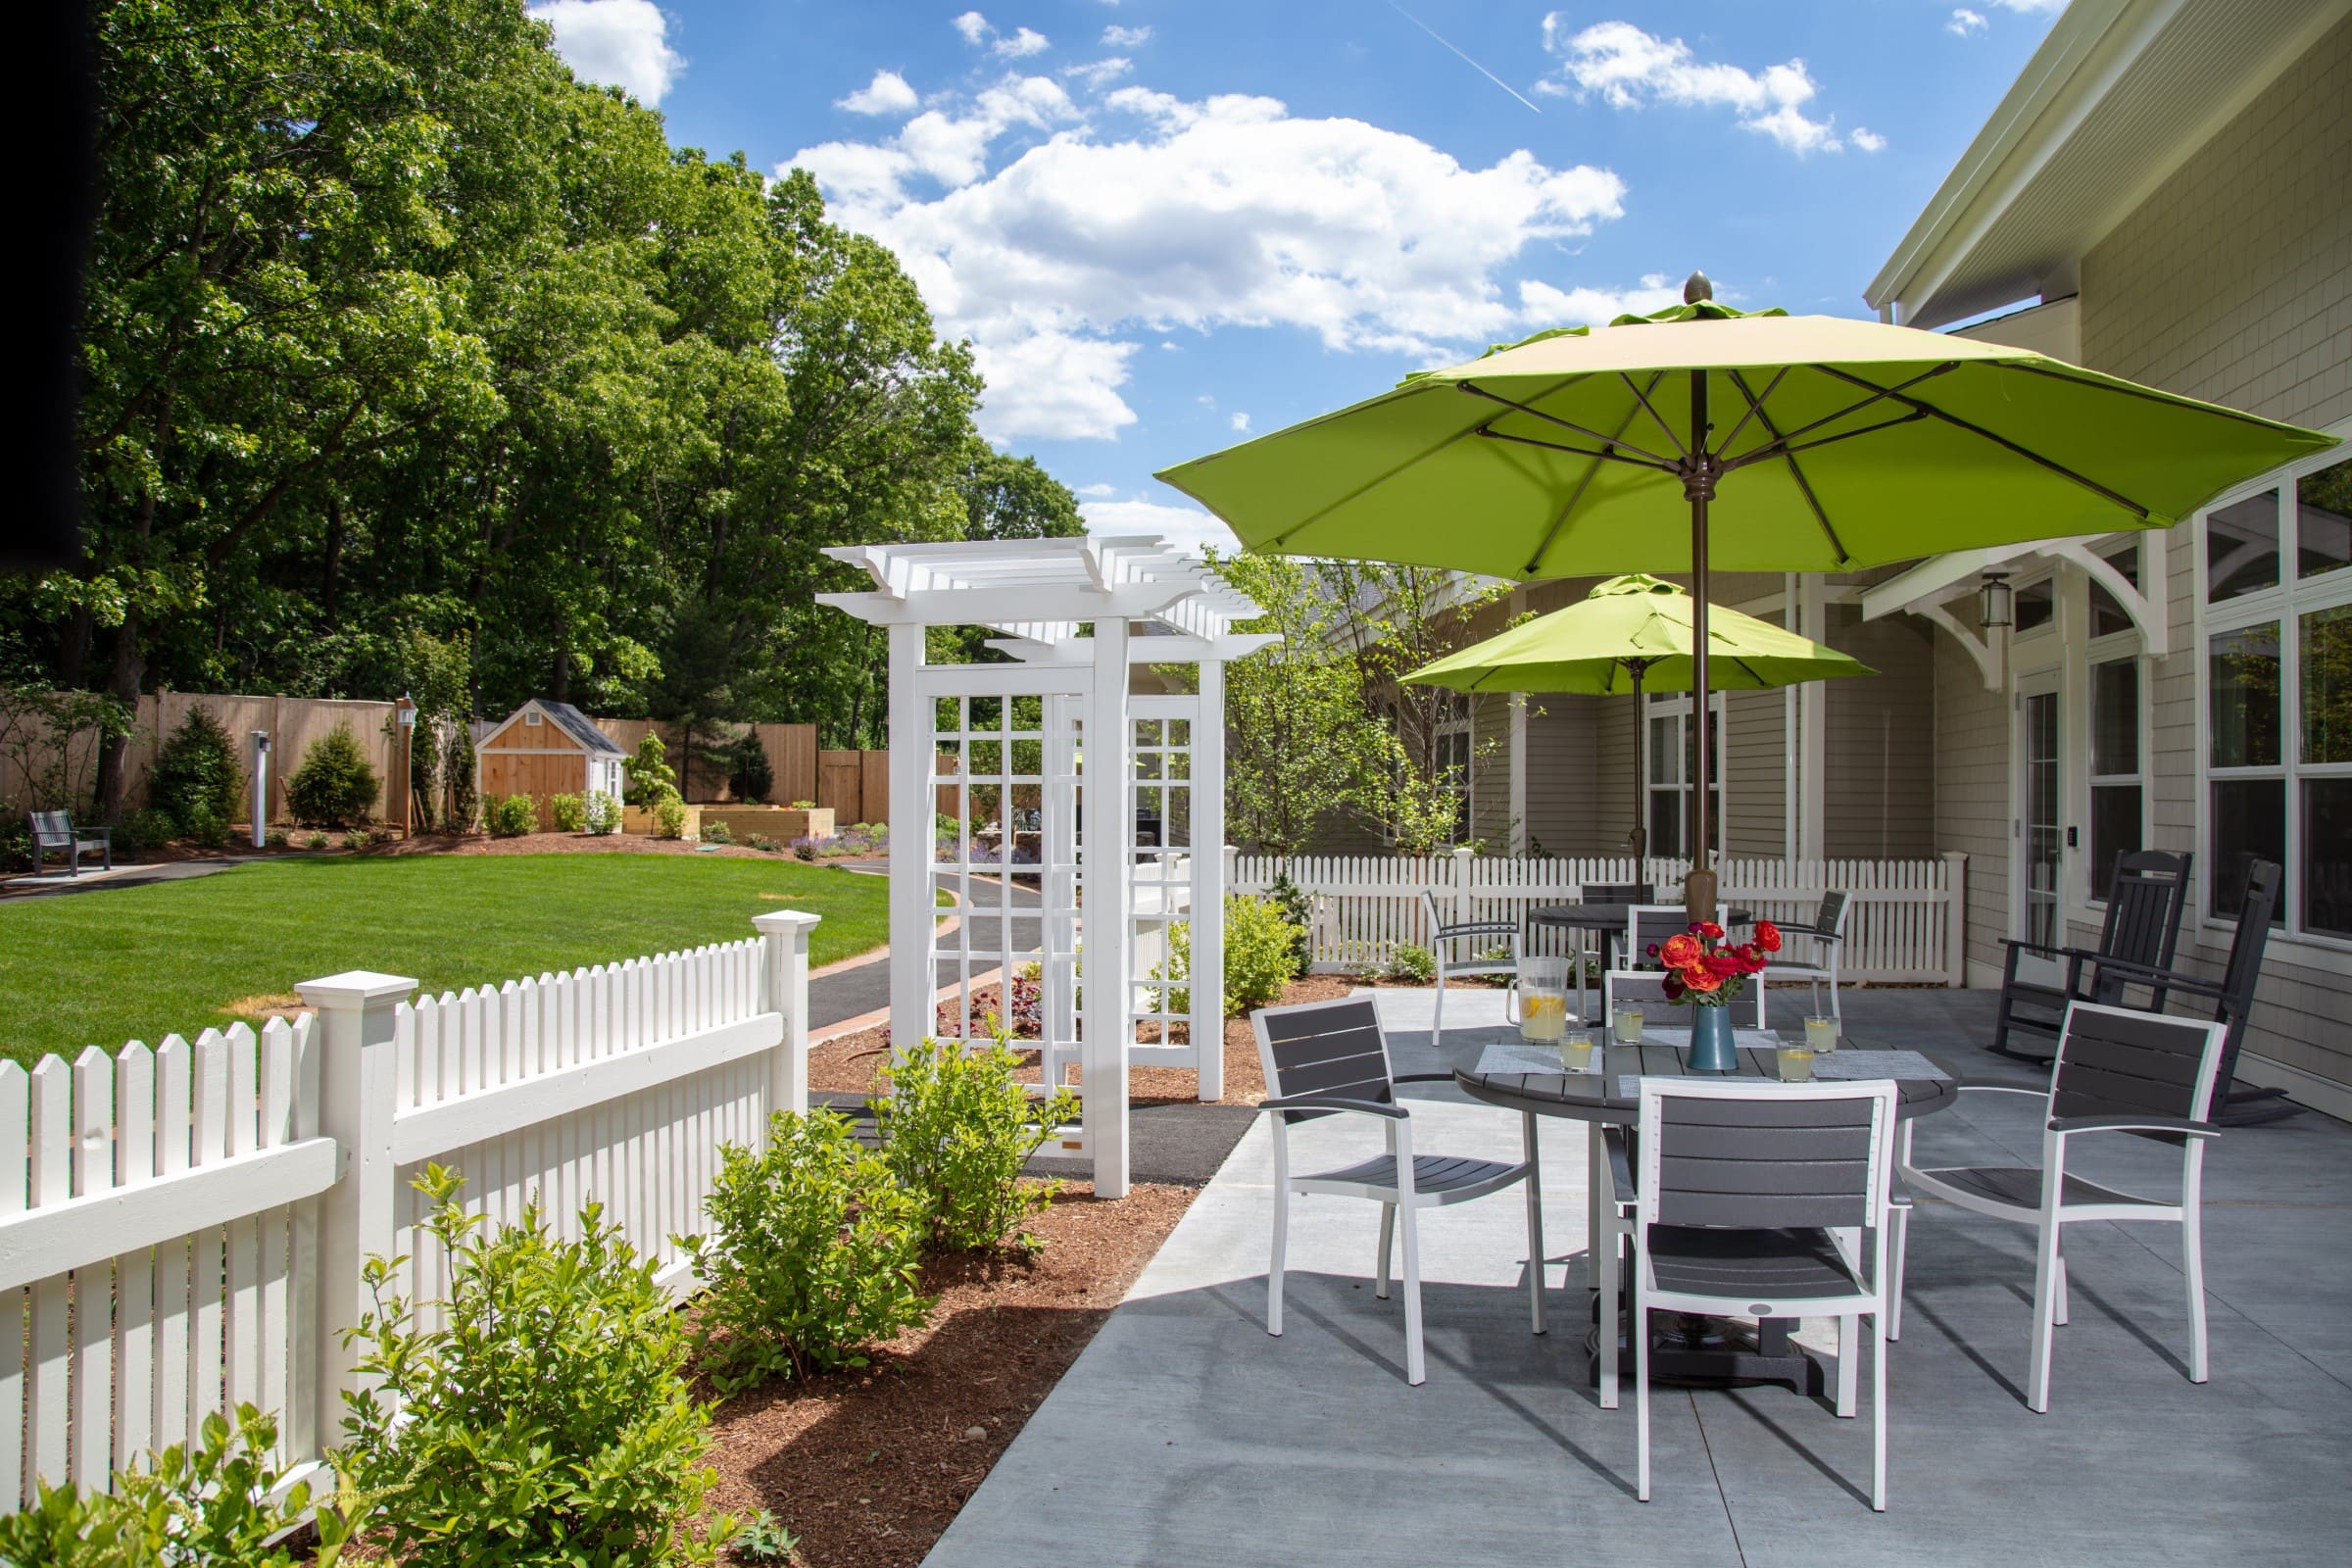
xmin=1680 ymin=964 xmax=1722 ymax=993
xmin=1661 ymin=933 xmax=1701 ymax=967
xmin=1755 ymin=920 xmax=1783 ymax=954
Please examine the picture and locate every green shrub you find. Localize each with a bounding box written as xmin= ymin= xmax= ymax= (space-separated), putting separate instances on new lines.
xmin=122 ymin=806 xmax=180 ymax=852
xmin=746 ymin=832 xmax=780 ymax=853
xmin=266 ymin=826 xmax=288 ymax=849
xmin=306 ymin=831 xmax=330 ymax=850
xmin=487 ymin=793 xmax=540 ymax=837
xmin=874 ymin=1035 xmax=1078 ymax=1252
xmin=732 ymin=1510 xmax=801 ymax=1564
xmin=624 ymin=732 xmax=677 ymax=807
xmin=1226 ymin=894 xmax=1305 ymax=1013
xmin=680 ymin=1110 xmax=932 ymax=1391
xmin=549 ymin=791 xmax=587 ymax=832
xmin=344 ymin=827 xmax=372 ymax=851
xmin=447 ymin=723 xmax=478 ymax=829
xmin=340 ymin=1166 xmax=732 ymax=1567
xmin=0 ymin=1404 xmax=369 ymax=1568
xmin=285 ymin=723 xmax=379 ymax=827
xmin=727 ymin=732 xmax=773 ymax=804
xmin=701 ymin=819 xmax=733 ymax=845
xmin=653 ymin=796 xmax=688 ymax=839
xmin=1388 ymin=943 xmax=1437 ymax=984
xmin=1266 ymin=869 xmax=1316 ymax=975
xmin=149 ymin=706 xmax=244 ymax=835
xmin=183 ymin=802 xmax=233 ymax=850
xmin=584 ymin=788 xmax=621 ymax=835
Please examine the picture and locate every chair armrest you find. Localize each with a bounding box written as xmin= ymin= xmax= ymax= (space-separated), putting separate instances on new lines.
xmin=1434 ymin=920 xmax=1519 ymax=940
xmin=2073 ymin=955 xmax=2229 ymax=998
xmin=1599 ymin=1125 xmax=1637 ymax=1204
xmin=1391 ymin=1072 xmax=1458 ymax=1085
xmin=1998 ymin=936 xmax=2064 ymax=959
xmin=79 ymin=826 xmax=112 ymax=842
xmin=1771 ymin=924 xmax=1842 ymax=943
xmin=2049 ymin=1114 xmax=2219 ymax=1140
xmin=1955 ymin=1084 xmax=2049 ymax=1101
xmin=1258 ymin=1095 xmax=1408 ymax=1121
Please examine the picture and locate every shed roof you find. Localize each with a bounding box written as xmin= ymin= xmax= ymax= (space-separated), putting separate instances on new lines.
xmin=490 ymin=700 xmax=628 ymax=756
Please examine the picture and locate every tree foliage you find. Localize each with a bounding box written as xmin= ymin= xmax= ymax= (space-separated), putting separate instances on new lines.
xmin=4 ymin=0 xmax=1077 ymax=817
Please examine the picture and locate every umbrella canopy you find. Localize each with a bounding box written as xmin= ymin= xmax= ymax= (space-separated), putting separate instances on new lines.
xmin=1160 ymin=276 xmax=2336 ymax=914
xmin=1401 ymin=573 xmax=1873 ymax=696
xmin=1402 ymin=573 xmax=1872 ymax=860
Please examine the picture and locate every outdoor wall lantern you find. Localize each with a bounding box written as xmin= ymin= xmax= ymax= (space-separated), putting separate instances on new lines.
xmin=1980 ymin=570 xmax=2013 ymax=631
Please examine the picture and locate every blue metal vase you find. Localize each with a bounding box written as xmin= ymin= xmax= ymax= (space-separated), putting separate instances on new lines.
xmin=1686 ymin=1004 xmax=1740 ymax=1072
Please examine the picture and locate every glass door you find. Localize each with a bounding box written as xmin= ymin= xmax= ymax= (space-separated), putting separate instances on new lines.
xmin=2014 ymin=671 xmax=2063 ymax=968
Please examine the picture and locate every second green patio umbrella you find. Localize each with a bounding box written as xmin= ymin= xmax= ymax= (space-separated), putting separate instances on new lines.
xmin=1402 ymin=572 xmax=1873 ymax=859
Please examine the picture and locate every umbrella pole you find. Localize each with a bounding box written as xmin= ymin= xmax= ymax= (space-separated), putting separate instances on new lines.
xmin=1685 ymin=368 xmax=1719 ymax=928
xmin=1627 ymin=660 xmax=1648 ymax=868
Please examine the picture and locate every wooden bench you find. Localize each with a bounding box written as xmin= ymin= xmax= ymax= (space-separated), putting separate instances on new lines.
xmin=27 ymin=810 xmax=111 ymax=876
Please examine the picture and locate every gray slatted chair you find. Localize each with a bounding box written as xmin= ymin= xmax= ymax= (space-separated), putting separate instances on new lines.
xmin=1896 ymin=1002 xmax=2228 ymax=1412
xmin=1988 ymin=849 xmax=2190 ymax=1061
xmin=1761 ymin=890 xmax=1851 ymax=1025
xmin=1420 ymin=888 xmax=1521 ymax=1040
xmin=27 ymin=810 xmax=111 ymax=875
xmin=1566 ymin=882 xmax=1652 ymax=1015
xmin=1608 ymin=903 xmax=1763 ymax=1029
xmin=2086 ymin=859 xmax=2295 ymax=1126
xmin=1252 ymin=995 xmax=1544 ymax=1386
xmin=1628 ymin=1077 xmax=1901 ymax=1510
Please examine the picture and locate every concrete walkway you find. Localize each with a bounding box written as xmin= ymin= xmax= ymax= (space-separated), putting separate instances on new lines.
xmin=926 ymin=986 xmax=2352 ymax=1567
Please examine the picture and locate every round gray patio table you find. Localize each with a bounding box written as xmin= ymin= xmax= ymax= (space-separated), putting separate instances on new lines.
xmin=1455 ymin=1043 xmax=1955 ymax=1394
xmin=1525 ymin=902 xmax=1754 ymax=989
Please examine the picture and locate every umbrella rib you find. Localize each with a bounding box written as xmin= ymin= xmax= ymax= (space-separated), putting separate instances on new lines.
xmin=1260 ymin=417 xmax=1493 ymax=551
xmin=1996 ymin=360 xmax=2316 ymax=432
xmin=1477 ymin=427 xmax=1680 ymax=473
xmin=1726 ymin=370 xmax=1852 ymax=565
xmin=1811 ymin=365 xmax=2155 ymax=519
xmin=1616 ymin=372 xmax=1691 ymax=459
xmin=1711 ymin=366 xmax=1789 ymax=457
xmin=1458 ymin=381 xmax=1681 ymax=469
xmin=1718 ymin=364 xmax=1957 ymax=465
xmin=1523 ymin=370 xmax=1670 ymax=577
xmin=1727 ymin=409 xmax=1930 ymax=466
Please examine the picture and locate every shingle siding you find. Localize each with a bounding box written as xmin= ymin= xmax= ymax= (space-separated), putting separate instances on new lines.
xmin=1823 ymin=606 xmax=1938 ymax=860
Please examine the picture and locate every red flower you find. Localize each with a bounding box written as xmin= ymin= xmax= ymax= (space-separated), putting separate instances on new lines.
xmin=1697 ymin=920 xmax=1725 ymax=941
xmin=1755 ymin=920 xmax=1783 ymax=954
xmin=1662 ymin=971 xmax=1686 ymax=1002
xmin=1661 ymin=933 xmax=1701 ymax=967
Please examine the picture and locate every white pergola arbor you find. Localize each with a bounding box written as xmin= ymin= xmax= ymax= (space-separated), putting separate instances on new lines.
xmin=817 ymin=536 xmax=1272 ymax=1198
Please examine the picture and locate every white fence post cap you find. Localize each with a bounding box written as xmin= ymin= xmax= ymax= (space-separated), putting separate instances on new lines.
xmin=295 ymin=971 xmax=418 ymax=1007
xmin=752 ymin=909 xmax=822 ymax=936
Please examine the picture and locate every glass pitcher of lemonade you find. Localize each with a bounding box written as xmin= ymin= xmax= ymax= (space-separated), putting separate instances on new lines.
xmin=1507 ymin=955 xmax=1574 ymax=1044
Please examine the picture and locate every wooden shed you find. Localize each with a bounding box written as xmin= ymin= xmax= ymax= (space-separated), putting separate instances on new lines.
xmin=477 ymin=700 xmax=629 ymax=814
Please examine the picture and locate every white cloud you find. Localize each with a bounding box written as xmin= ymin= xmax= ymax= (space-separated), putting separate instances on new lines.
xmin=954 ymin=11 xmax=990 ymax=46
xmin=1075 ymin=482 xmax=1119 ymax=498
xmin=1517 ymin=274 xmax=1686 ymax=325
xmin=1102 ymin=24 xmax=1152 ymax=47
xmin=1850 ymin=125 xmax=1886 ymax=153
xmin=789 ymin=86 xmax=1629 ymax=440
xmin=838 ymin=69 xmax=918 ymax=116
xmin=1229 ymin=412 xmax=1251 ymax=432
xmin=1064 ymin=57 xmax=1132 ymax=89
xmin=1542 ymin=18 xmax=1846 ymax=154
xmin=1080 ymin=499 xmax=1238 ymax=557
xmin=528 ymin=0 xmax=684 ymax=106
xmin=996 ymin=26 xmax=1051 ymax=59
xmin=1990 ymin=0 xmax=2066 ymax=10
xmin=1948 ymin=9 xmax=1987 ymax=35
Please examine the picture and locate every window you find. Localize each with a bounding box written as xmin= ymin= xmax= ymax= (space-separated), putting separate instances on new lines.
xmin=524 ymin=710 xmax=542 ymax=726
xmin=1644 ymin=692 xmax=1723 ymax=859
xmin=2088 ymin=657 xmax=2143 ymax=901
xmin=2200 ymin=451 xmax=2352 ymax=937
xmin=1435 ymin=692 xmax=1472 ymax=844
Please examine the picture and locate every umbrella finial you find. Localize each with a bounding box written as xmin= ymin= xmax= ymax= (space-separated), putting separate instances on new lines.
xmin=1683 ymin=270 xmax=1713 ymax=304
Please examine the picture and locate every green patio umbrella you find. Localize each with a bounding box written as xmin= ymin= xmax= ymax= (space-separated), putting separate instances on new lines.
xmin=1158 ymin=273 xmax=2337 ymax=915
xmin=1401 ymin=572 xmax=1873 ymax=859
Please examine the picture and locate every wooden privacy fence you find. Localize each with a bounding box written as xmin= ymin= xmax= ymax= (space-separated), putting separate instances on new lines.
xmin=588 ymin=721 xmax=889 ymax=819
xmin=1229 ymin=850 xmax=1969 ymax=986
xmin=0 ymin=911 xmax=820 ymax=1508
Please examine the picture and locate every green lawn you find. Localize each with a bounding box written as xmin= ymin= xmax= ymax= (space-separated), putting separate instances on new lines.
xmin=0 ymin=853 xmax=897 ymax=1067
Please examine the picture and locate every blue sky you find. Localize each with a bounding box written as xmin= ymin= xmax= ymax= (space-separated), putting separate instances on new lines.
xmin=529 ymin=1 xmax=2064 ymax=551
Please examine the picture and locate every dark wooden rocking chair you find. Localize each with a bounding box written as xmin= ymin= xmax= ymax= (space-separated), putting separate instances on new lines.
xmin=1987 ymin=849 xmax=2191 ymax=1062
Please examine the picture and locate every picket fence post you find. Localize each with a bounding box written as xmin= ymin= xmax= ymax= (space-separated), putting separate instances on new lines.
xmin=753 ymin=910 xmax=820 ymax=1121
xmin=1942 ymin=851 xmax=1970 ymax=988
xmin=1452 ymin=844 xmax=1475 ymax=930
xmin=294 ymin=969 xmax=414 ymax=1462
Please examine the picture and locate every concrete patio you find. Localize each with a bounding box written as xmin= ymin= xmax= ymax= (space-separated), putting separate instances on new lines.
xmin=926 ymin=986 xmax=2352 ymax=1567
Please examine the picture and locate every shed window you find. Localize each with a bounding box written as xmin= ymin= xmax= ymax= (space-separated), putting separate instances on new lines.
xmin=525 ymin=710 xmax=542 ymax=726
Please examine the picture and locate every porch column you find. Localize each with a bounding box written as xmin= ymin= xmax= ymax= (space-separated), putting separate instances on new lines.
xmin=887 ymin=621 xmax=933 ymax=1054
xmin=1193 ymin=658 xmax=1225 ymax=1101
xmin=1083 ymin=617 xmax=1133 ymax=1197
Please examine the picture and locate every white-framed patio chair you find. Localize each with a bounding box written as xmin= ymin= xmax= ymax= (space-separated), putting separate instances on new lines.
xmin=1892 ymin=1002 xmax=2227 ymax=1412
xmin=1253 ymin=995 xmax=1545 ymax=1386
xmin=1627 ymin=1077 xmax=1901 ymax=1510
xmin=1761 ymin=890 xmax=1850 ymax=1025
xmin=1420 ymin=888 xmax=1521 ymax=1039
xmin=1607 ymin=904 xmax=1763 ymax=1029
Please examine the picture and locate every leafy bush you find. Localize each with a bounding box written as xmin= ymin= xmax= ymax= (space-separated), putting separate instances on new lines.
xmin=746 ymin=832 xmax=779 ymax=853
xmin=183 ymin=802 xmax=232 ymax=850
xmin=681 ymin=1110 xmax=932 ymax=1391
xmin=0 ymin=1404 xmax=369 ymax=1568
xmin=584 ymin=788 xmax=621 ymax=835
xmin=149 ymin=706 xmax=244 ymax=835
xmin=340 ymin=1166 xmax=733 ymax=1566
xmin=285 ymin=723 xmax=379 ymax=827
xmin=624 ymin=732 xmax=677 ymax=807
xmin=1266 ymin=869 xmax=1316 ymax=975
xmin=266 ymin=826 xmax=289 ymax=849
xmin=796 ymin=800 xmax=819 ymax=811
xmin=344 ymin=828 xmax=372 ymax=851
xmin=121 ymin=806 xmax=180 ymax=852
xmin=701 ymin=819 xmax=733 ymax=845
xmin=654 ymin=796 xmax=688 ymax=839
xmin=1387 ymin=943 xmax=1437 ymax=984
xmin=790 ymin=836 xmax=818 ymax=861
xmin=447 ymin=722 xmax=478 ymax=830
xmin=727 ymin=732 xmax=773 ymax=804
xmin=875 ymin=1035 xmax=1077 ymax=1251
xmin=487 ymin=793 xmax=539 ymax=837
xmin=306 ymin=831 xmax=330 ymax=850
xmin=549 ymin=791 xmax=587 ymax=832
xmin=1227 ymin=895 xmax=1305 ymax=1013
xmin=732 ymin=1510 xmax=800 ymax=1564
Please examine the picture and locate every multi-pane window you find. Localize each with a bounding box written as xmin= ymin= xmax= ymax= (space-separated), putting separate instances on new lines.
xmin=2201 ymin=453 xmax=2352 ymax=936
xmin=1435 ymin=692 xmax=1472 ymax=844
xmin=2088 ymin=657 xmax=2143 ymax=900
xmin=1644 ymin=692 xmax=1723 ymax=859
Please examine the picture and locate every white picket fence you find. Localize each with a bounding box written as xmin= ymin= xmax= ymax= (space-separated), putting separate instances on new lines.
xmin=1230 ymin=850 xmax=1968 ymax=985
xmin=0 ymin=909 xmax=820 ymax=1508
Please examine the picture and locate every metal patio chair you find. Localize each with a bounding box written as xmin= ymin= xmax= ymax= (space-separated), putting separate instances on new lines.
xmin=1896 ymin=1001 xmax=2228 ymax=1413
xmin=1987 ymin=849 xmax=2190 ymax=1062
xmin=1627 ymin=1077 xmax=1901 ymax=1510
xmin=2083 ymin=858 xmax=2295 ymax=1127
xmin=1761 ymin=890 xmax=1851 ymax=1025
xmin=1420 ymin=887 xmax=1520 ymax=1039
xmin=26 ymin=809 xmax=111 ymax=876
xmin=1253 ymin=995 xmax=1545 ymax=1386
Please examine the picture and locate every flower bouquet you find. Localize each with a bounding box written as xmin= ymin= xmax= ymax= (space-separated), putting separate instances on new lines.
xmin=1646 ymin=919 xmax=1784 ymax=1070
